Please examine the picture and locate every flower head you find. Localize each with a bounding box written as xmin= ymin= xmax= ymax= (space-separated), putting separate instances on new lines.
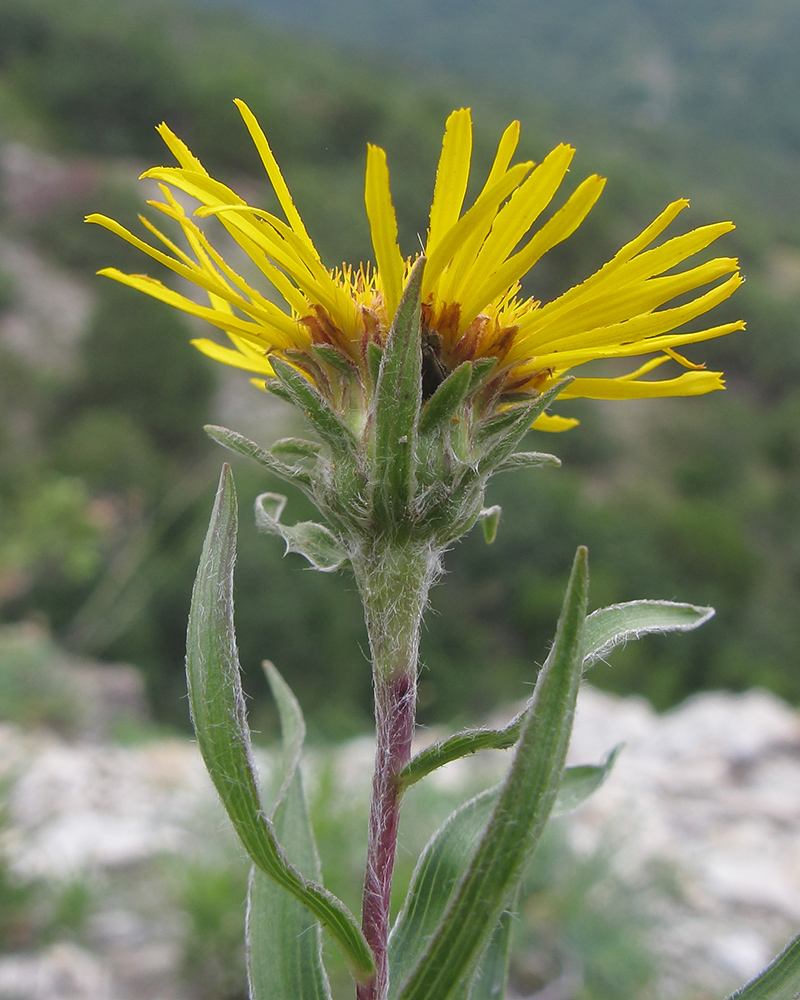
xmin=88 ymin=102 xmax=743 ymax=432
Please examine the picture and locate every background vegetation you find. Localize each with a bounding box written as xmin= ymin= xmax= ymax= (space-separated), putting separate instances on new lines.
xmin=1 ymin=0 xmax=800 ymax=739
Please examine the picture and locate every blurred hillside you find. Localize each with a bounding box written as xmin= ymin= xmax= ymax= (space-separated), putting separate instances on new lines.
xmin=1 ymin=0 xmax=800 ymax=737
xmin=205 ymin=0 xmax=800 ymax=163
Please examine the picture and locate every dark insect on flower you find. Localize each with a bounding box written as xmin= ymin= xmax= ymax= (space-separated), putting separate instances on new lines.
xmin=421 ymin=328 xmax=449 ymax=400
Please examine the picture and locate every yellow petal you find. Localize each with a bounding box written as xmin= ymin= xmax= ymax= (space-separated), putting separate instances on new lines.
xmin=233 ymin=98 xmax=318 ymax=257
xmin=560 ymin=370 xmax=726 ymax=399
xmin=97 ymin=268 xmax=294 ymax=346
xmin=459 ymin=174 xmax=605 ymax=327
xmin=532 ymin=412 xmax=580 ymax=432
xmin=422 ymin=162 xmax=533 ymax=300
xmin=427 ymin=109 xmax=473 ymax=251
xmin=442 ymin=144 xmax=575 ymax=306
xmin=191 ymin=337 xmax=275 ymax=375
xmin=154 ymin=123 xmax=209 ymax=175
xmin=365 ymin=145 xmax=405 ymax=320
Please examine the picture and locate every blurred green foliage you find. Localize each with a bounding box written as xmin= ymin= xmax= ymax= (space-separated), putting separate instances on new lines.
xmin=1 ymin=0 xmax=800 ymax=738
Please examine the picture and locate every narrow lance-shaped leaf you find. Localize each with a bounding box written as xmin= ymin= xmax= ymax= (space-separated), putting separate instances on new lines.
xmin=388 ymin=790 xmax=497 ymax=999
xmin=467 ymin=907 xmax=515 ymax=1000
xmin=400 ymin=597 xmax=712 ymax=786
xmin=389 ymin=741 xmax=619 ymax=1000
xmin=582 ymin=599 xmax=714 ymax=670
xmin=186 ymin=465 xmax=373 ymax=983
xmin=395 ymin=546 xmax=589 ymax=1000
xmin=371 ymin=256 xmax=426 ymax=527
xmin=725 ymin=931 xmax=800 ymax=1000
xmin=247 ymin=662 xmax=332 ymax=1000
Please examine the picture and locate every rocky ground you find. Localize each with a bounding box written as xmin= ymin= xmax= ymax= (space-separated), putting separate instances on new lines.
xmin=1 ymin=681 xmax=799 ymax=1000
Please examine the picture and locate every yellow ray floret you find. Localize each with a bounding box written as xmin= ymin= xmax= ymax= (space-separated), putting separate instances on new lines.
xmin=88 ymin=100 xmax=744 ymax=429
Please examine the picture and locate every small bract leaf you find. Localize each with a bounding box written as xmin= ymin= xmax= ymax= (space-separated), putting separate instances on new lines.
xmin=468 ymin=357 xmax=498 ymax=392
xmin=480 ymin=505 xmax=502 ymax=545
xmin=255 ymin=492 xmax=348 ymax=572
xmin=366 ymin=341 xmax=383 ymax=388
xmin=270 ymin=437 xmax=324 ymax=459
xmin=475 ymin=381 xmax=574 ymax=480
xmin=312 ymin=342 xmax=360 ymax=378
xmin=271 ymin=356 xmax=356 ymax=455
xmin=371 ymin=257 xmax=426 ymax=526
xmin=494 ymin=451 xmax=561 ymax=473
xmin=475 ymin=378 xmax=570 ymax=450
xmin=418 ymin=361 xmax=473 ymax=436
xmin=204 ymin=424 xmax=315 ymax=494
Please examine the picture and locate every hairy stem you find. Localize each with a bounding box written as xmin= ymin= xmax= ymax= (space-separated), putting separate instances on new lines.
xmin=352 ymin=539 xmax=441 ymax=1000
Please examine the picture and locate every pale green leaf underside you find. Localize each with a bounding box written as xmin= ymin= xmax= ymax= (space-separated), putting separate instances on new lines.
xmin=581 ymin=599 xmax=714 ymax=668
xmin=726 ymin=932 xmax=800 ymax=1000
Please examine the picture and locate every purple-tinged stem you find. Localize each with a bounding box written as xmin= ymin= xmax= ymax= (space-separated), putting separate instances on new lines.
xmin=357 ymin=671 xmax=416 ymax=1000
xmin=352 ymin=539 xmax=439 ymax=1000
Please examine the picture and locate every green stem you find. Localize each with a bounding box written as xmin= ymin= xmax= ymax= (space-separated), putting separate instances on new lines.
xmin=352 ymin=538 xmax=441 ymax=1000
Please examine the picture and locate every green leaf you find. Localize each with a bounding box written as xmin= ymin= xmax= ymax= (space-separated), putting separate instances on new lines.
xmin=247 ymin=663 xmax=332 ymax=1000
xmin=479 ymin=505 xmax=502 ymax=545
xmin=725 ymin=931 xmax=800 ymax=1000
xmin=371 ymin=257 xmax=426 ymax=525
xmin=270 ymin=437 xmax=324 ymax=459
xmin=418 ymin=361 xmax=473 ymax=435
xmin=255 ymin=492 xmax=347 ymax=572
xmin=474 ymin=379 xmax=570 ymax=447
xmin=552 ymin=744 xmax=622 ymax=815
xmin=395 ymin=547 xmax=589 ymax=1000
xmin=186 ymin=466 xmax=373 ymax=983
xmin=312 ymin=343 xmax=360 ymax=379
xmin=467 ymin=908 xmax=514 ymax=1000
xmin=401 ymin=597 xmax=709 ymax=787
xmin=390 ymin=740 xmax=615 ymax=1000
xmin=582 ymin=599 xmax=715 ymax=670
xmin=367 ymin=341 xmax=383 ymax=388
xmin=389 ymin=790 xmax=497 ymax=999
xmin=270 ymin=356 xmax=357 ymax=455
xmin=494 ymin=450 xmax=561 ymax=472
xmin=399 ymin=707 xmax=619 ymax=811
xmin=468 ymin=357 xmax=498 ymax=392
xmin=398 ymin=715 xmax=524 ymax=791
xmin=204 ymin=424 xmax=315 ymax=494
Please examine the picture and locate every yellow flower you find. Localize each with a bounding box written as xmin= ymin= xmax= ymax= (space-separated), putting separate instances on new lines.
xmin=88 ymin=101 xmax=743 ymax=432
